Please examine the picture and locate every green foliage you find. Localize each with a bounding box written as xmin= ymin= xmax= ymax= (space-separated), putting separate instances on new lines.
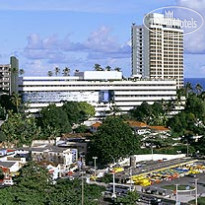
xmin=168 ymin=94 xmax=205 ymax=137
xmin=88 ymin=117 xmax=140 ymax=165
xmin=130 ymin=101 xmax=166 ymax=125
xmin=0 ymin=105 xmax=6 ymax=120
xmin=114 ymin=191 xmax=139 ymax=205
xmin=40 ymin=104 xmax=72 ymax=135
xmin=1 ymin=111 xmax=42 ymax=146
xmin=97 ymin=173 xmax=113 ymax=183
xmin=62 ymin=101 xmax=95 ymax=124
xmin=0 ymin=131 xmax=6 ymax=143
xmin=0 ymin=168 xmax=4 ymax=179
xmin=0 ymin=163 xmax=105 ymax=205
xmin=0 ymin=95 xmax=15 ymax=112
xmin=75 ymin=125 xmax=89 ymax=133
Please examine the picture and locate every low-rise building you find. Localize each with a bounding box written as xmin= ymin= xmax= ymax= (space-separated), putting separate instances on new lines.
xmin=30 ymin=145 xmax=77 ymax=175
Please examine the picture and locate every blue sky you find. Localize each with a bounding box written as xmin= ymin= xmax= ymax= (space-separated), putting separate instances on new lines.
xmin=0 ymin=0 xmax=204 ymax=77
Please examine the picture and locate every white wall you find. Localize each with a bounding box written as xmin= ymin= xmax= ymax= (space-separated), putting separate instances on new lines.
xmin=133 ymin=154 xmax=186 ymax=163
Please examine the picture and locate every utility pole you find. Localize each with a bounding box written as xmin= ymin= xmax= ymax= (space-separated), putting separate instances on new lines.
xmin=176 ymin=184 xmax=179 ymax=205
xmin=92 ymin=156 xmax=98 ymax=179
xmin=186 ymin=141 xmax=189 ymax=157
xmin=195 ymin=178 xmax=198 ymax=205
xmin=82 ymin=171 xmax=84 ymax=205
xmin=129 ymin=167 xmax=133 ymax=191
xmin=109 ymin=154 xmax=116 ymax=199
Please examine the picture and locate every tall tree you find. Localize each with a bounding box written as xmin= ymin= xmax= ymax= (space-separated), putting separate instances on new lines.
xmin=105 ymin=66 xmax=111 ymax=71
xmin=195 ymin=83 xmax=203 ymax=95
xmin=114 ymin=67 xmax=121 ymax=72
xmin=62 ymin=101 xmax=95 ymax=124
xmin=48 ymin=71 xmax=53 ymax=77
xmin=10 ymin=93 xmax=21 ymax=113
xmin=19 ymin=69 xmax=25 ymax=76
xmin=89 ymin=117 xmax=140 ymax=164
xmin=184 ymin=82 xmax=193 ymax=98
xmin=94 ymin=64 xmax=103 ymax=71
xmin=54 ymin=67 xmax=60 ymax=76
xmin=62 ymin=67 xmax=70 ymax=76
xmin=40 ymin=104 xmax=72 ymax=135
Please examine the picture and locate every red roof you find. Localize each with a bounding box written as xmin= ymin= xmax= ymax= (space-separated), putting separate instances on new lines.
xmin=91 ymin=122 xmax=102 ymax=128
xmin=126 ymin=120 xmax=147 ymax=128
xmin=148 ymin=126 xmax=170 ymax=131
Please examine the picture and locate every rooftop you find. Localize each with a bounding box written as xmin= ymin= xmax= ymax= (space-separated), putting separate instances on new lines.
xmin=126 ymin=120 xmax=147 ymax=128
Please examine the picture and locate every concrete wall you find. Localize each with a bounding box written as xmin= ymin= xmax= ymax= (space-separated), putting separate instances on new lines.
xmin=133 ymin=154 xmax=186 ymax=163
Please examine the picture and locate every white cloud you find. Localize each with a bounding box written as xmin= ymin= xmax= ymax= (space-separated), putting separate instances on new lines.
xmin=24 ymin=26 xmax=131 ymax=63
xmin=177 ymin=0 xmax=205 ymax=54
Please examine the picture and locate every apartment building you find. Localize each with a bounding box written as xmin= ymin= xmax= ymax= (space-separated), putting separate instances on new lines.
xmin=132 ymin=13 xmax=184 ymax=88
xmin=0 ymin=56 xmax=19 ymax=95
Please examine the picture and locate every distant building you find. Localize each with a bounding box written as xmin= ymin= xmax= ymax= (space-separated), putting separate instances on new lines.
xmin=132 ymin=13 xmax=184 ymax=88
xmin=30 ymin=145 xmax=77 ymax=174
xmin=0 ymin=56 xmax=19 ymax=95
xmin=18 ymin=71 xmax=177 ymax=119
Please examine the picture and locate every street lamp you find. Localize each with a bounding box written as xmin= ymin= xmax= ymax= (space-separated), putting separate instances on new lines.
xmin=175 ymin=184 xmax=179 ymax=205
xmin=109 ymin=154 xmax=116 ymax=199
xmin=195 ymin=178 xmax=198 ymax=205
xmin=92 ymin=156 xmax=98 ymax=179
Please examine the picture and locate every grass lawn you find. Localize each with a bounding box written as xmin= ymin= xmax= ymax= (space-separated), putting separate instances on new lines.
xmin=162 ymin=184 xmax=194 ymax=190
xmin=189 ymin=197 xmax=205 ymax=205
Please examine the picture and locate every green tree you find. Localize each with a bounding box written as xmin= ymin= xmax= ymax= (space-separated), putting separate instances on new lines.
xmin=62 ymin=101 xmax=95 ymax=124
xmin=10 ymin=93 xmax=21 ymax=113
xmin=1 ymin=111 xmax=42 ymax=146
xmin=114 ymin=67 xmax=121 ymax=72
xmin=19 ymin=69 xmax=25 ymax=76
xmin=195 ymin=83 xmax=203 ymax=95
xmin=94 ymin=64 xmax=103 ymax=71
xmin=115 ymin=191 xmax=139 ymax=205
xmin=62 ymin=67 xmax=70 ymax=76
xmin=105 ymin=66 xmax=111 ymax=71
xmin=89 ymin=117 xmax=140 ymax=165
xmin=0 ymin=105 xmax=6 ymax=120
xmin=48 ymin=70 xmax=53 ymax=77
xmin=54 ymin=67 xmax=60 ymax=76
xmin=75 ymin=125 xmax=89 ymax=133
xmin=184 ymin=82 xmax=193 ymax=98
xmin=40 ymin=104 xmax=72 ymax=135
xmin=130 ymin=101 xmax=153 ymax=124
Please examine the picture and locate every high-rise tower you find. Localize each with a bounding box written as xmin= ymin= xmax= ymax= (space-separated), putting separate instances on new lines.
xmin=132 ymin=13 xmax=184 ymax=88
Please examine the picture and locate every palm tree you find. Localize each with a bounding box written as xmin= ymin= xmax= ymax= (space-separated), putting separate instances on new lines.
xmin=10 ymin=93 xmax=21 ymax=113
xmin=200 ymin=91 xmax=205 ymax=101
xmin=19 ymin=69 xmax=25 ymax=76
xmin=11 ymin=67 xmax=19 ymax=73
xmin=114 ymin=67 xmax=121 ymax=72
xmin=94 ymin=64 xmax=103 ymax=71
xmin=63 ymin=67 xmax=70 ymax=76
xmin=47 ymin=71 xmax=53 ymax=77
xmin=105 ymin=66 xmax=112 ymax=71
xmin=54 ymin=67 xmax=60 ymax=76
xmin=195 ymin=83 xmax=203 ymax=95
xmin=176 ymin=88 xmax=185 ymax=105
xmin=184 ymin=82 xmax=193 ymax=98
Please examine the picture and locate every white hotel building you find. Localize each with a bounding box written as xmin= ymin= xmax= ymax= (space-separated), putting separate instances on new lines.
xmin=132 ymin=13 xmax=184 ymax=88
xmin=18 ymin=71 xmax=177 ymax=119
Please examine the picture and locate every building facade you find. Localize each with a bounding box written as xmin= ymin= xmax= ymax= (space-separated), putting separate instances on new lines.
xmin=0 ymin=56 xmax=19 ymax=95
xmin=132 ymin=13 xmax=184 ymax=88
xmin=18 ymin=71 xmax=177 ymax=119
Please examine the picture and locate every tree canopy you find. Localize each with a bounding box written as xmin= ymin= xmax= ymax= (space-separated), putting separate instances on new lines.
xmin=88 ymin=117 xmax=140 ymax=165
xmin=40 ymin=104 xmax=72 ymax=135
xmin=0 ymin=162 xmax=105 ymax=205
xmin=130 ymin=101 xmax=166 ymax=125
xmin=62 ymin=101 xmax=95 ymax=125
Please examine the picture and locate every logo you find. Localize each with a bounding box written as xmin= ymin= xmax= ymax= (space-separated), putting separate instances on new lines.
xmin=143 ymin=6 xmax=204 ymax=36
